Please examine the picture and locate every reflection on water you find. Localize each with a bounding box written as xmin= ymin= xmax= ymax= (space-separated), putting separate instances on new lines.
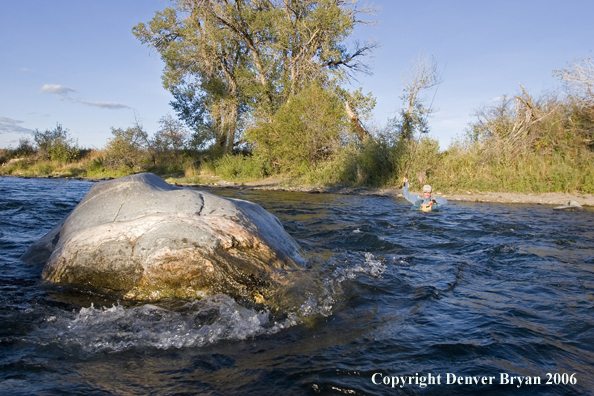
xmin=1 ymin=177 xmax=594 ymax=395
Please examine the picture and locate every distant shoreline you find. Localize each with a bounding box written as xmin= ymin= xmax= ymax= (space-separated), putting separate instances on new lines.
xmin=175 ymin=179 xmax=594 ymax=207
xmin=2 ymin=174 xmax=593 ymax=207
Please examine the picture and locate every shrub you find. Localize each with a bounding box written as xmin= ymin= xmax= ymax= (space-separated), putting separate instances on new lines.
xmin=397 ymin=137 xmax=441 ymax=190
xmin=33 ymin=162 xmax=54 ymax=175
xmin=103 ymin=124 xmax=153 ymax=170
xmin=420 ymin=88 xmax=594 ymax=193
xmin=213 ymin=154 xmax=268 ymax=180
xmin=246 ymin=81 xmax=349 ymax=174
xmin=86 ymin=158 xmax=105 ymax=174
xmin=15 ymin=138 xmax=36 ymax=157
xmin=153 ymin=114 xmax=189 ymax=165
xmin=303 ymin=137 xmax=397 ymax=187
xmin=33 ymin=124 xmax=81 ymax=163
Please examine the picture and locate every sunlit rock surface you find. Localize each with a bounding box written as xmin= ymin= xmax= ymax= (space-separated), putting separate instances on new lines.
xmin=22 ymin=173 xmax=306 ymax=303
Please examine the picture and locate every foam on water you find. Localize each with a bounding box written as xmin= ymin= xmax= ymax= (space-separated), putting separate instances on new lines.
xmin=4 ymin=179 xmax=594 ymax=395
xmin=34 ymin=295 xmax=300 ymax=354
xmin=297 ymin=252 xmax=386 ymax=317
xmin=30 ymin=252 xmax=386 ymax=355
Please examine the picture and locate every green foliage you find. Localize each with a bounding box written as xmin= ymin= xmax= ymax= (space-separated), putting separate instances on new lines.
xmin=85 ymin=158 xmax=105 ymax=175
xmin=0 ymin=139 xmax=35 ymax=166
xmin=169 ymin=84 xmax=217 ymax=151
xmin=395 ymin=102 xmax=431 ymax=139
xmin=429 ymin=145 xmax=594 ymax=194
xmin=92 ymin=166 xmax=137 ymax=179
xmin=398 ymin=137 xmax=441 ymax=190
xmin=152 ymin=114 xmax=189 ymax=165
xmin=346 ymin=88 xmax=377 ymax=119
xmin=33 ymin=124 xmax=81 ymax=163
xmin=6 ymin=53 xmax=593 ymax=196
xmin=303 ymin=137 xmax=397 ymax=187
xmin=247 ymin=81 xmax=349 ymax=174
xmin=0 ymin=158 xmax=30 ymax=174
xmin=134 ymin=0 xmax=376 ymax=154
xmin=15 ymin=138 xmax=36 ymax=157
xmin=212 ymin=154 xmax=269 ymax=181
xmin=103 ymin=124 xmax=154 ymax=170
xmin=410 ymin=83 xmax=594 ymax=193
xmin=33 ymin=162 xmax=54 ymax=176
xmin=145 ymin=155 xmax=194 ymax=177
xmin=565 ymin=100 xmax=594 ymax=150
xmin=353 ymin=137 xmax=398 ymax=186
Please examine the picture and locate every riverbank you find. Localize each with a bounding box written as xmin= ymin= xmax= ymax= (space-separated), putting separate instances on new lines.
xmin=172 ymin=177 xmax=594 ymax=207
xmin=3 ymin=173 xmax=593 ymax=207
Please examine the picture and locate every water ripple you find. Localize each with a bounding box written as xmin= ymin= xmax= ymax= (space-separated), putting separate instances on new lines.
xmin=1 ymin=179 xmax=594 ymax=395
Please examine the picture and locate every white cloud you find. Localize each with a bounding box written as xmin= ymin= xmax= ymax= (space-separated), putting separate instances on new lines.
xmin=40 ymin=84 xmax=131 ymax=110
xmin=78 ymin=100 xmax=132 ymax=110
xmin=0 ymin=117 xmax=35 ymax=134
xmin=40 ymin=84 xmax=77 ymax=97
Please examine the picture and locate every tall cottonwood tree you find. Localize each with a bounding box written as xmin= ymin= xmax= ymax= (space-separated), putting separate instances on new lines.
xmin=134 ymin=6 xmax=249 ymax=154
xmin=133 ymin=0 xmax=377 ymax=153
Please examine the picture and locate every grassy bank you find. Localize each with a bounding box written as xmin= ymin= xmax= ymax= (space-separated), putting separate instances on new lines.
xmin=3 ymin=131 xmax=593 ymax=195
xmin=3 ymin=59 xmax=593 ymax=194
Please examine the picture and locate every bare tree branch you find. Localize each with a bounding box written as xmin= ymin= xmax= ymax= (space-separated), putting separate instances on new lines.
xmin=555 ymin=58 xmax=594 ymax=105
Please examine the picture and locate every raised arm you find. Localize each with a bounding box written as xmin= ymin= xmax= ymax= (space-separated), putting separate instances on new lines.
xmin=401 ymin=177 xmax=419 ymax=204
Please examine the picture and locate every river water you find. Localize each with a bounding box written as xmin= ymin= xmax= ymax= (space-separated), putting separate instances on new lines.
xmin=1 ymin=176 xmax=593 ymax=395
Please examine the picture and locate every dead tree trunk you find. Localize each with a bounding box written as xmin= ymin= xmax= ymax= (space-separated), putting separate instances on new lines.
xmin=345 ymin=101 xmax=371 ymax=141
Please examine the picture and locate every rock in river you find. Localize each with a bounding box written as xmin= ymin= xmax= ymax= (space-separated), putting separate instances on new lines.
xmin=22 ymin=173 xmax=306 ymax=303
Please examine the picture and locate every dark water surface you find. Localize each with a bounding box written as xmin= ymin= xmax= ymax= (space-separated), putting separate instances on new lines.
xmin=1 ymin=177 xmax=593 ymax=395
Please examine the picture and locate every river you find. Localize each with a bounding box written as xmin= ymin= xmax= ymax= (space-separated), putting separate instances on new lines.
xmin=1 ymin=176 xmax=593 ymax=395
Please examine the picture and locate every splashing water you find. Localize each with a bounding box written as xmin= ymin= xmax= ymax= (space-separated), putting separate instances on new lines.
xmin=30 ymin=252 xmax=386 ymax=355
xmin=32 ymin=295 xmax=302 ymax=354
xmin=296 ymin=252 xmax=386 ymax=318
xmin=3 ymin=178 xmax=594 ymax=395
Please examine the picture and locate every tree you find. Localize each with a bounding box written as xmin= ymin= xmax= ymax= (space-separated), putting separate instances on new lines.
xmin=33 ymin=123 xmax=81 ymax=162
xmin=153 ymin=114 xmax=189 ymax=162
xmin=555 ymin=58 xmax=594 ymax=104
xmin=395 ymin=56 xmax=442 ymax=140
xmin=554 ymin=58 xmax=594 ymax=149
xmin=341 ymin=87 xmax=376 ymax=141
xmin=133 ymin=0 xmax=377 ymax=154
xmin=15 ymin=137 xmax=36 ymax=157
xmin=169 ymin=82 xmax=216 ymax=150
xmin=103 ymin=123 xmax=154 ymax=170
xmin=134 ymin=4 xmax=249 ymax=155
xmin=246 ymin=80 xmax=349 ymax=172
xmin=466 ymin=86 xmax=564 ymax=163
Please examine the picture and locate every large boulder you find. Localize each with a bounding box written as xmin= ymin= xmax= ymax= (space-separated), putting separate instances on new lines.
xmin=22 ymin=173 xmax=306 ymax=303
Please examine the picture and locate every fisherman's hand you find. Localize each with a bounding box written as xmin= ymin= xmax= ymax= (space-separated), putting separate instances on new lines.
xmin=403 ymin=177 xmax=408 ymax=184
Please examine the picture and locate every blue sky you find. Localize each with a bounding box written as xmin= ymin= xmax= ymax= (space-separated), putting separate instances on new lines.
xmin=1 ymin=0 xmax=592 ymax=150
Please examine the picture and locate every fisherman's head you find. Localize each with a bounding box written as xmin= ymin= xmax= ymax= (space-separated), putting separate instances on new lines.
xmin=422 ymin=184 xmax=432 ymax=199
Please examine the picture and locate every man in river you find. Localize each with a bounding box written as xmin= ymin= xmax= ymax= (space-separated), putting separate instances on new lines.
xmin=402 ymin=177 xmax=448 ymax=211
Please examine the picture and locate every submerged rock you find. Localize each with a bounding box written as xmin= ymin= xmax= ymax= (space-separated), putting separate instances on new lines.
xmin=22 ymin=173 xmax=306 ymax=303
xmin=553 ymin=200 xmax=584 ymax=211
